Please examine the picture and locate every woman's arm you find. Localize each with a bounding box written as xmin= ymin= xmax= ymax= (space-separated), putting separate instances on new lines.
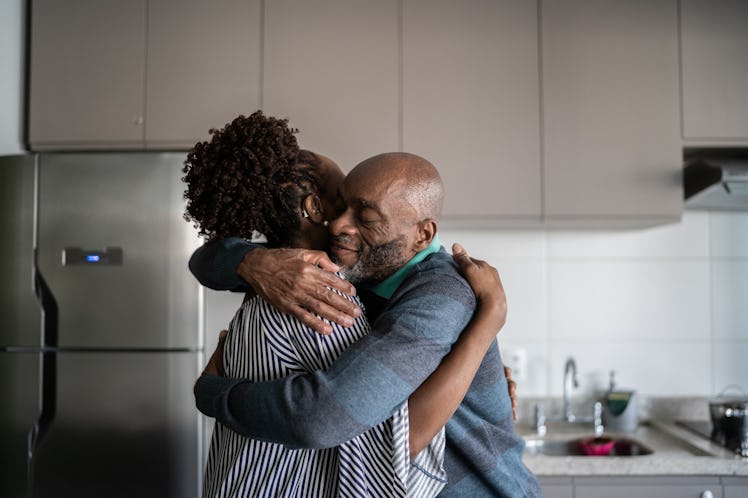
xmin=189 ymin=237 xmax=360 ymax=335
xmin=407 ymin=243 xmax=508 ymax=458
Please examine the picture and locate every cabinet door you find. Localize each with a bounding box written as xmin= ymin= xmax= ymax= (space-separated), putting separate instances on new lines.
xmin=538 ymin=477 xmax=573 ymax=498
xmin=681 ymin=0 xmax=748 ymax=140
xmin=403 ymin=0 xmax=541 ymax=226
xmin=723 ymin=476 xmax=748 ymax=498
xmin=146 ymin=0 xmax=262 ymax=148
xmin=575 ymin=476 xmax=723 ymax=498
xmin=725 ymin=485 xmax=748 ymax=498
xmin=542 ymin=0 xmax=682 ymax=223
xmin=263 ymin=0 xmax=399 ymax=172
xmin=28 ymin=0 xmax=146 ymax=148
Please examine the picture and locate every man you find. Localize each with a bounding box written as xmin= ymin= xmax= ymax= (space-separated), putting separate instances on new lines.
xmin=194 ymin=152 xmax=543 ymax=497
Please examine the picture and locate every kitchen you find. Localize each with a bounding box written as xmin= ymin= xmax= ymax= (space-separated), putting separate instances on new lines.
xmin=1 ymin=0 xmax=746 ymax=497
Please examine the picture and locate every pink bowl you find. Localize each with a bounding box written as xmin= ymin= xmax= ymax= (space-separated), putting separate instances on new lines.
xmin=578 ymin=437 xmax=615 ymax=456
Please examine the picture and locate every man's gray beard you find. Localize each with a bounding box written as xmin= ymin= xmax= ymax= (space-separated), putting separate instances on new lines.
xmin=334 ymin=252 xmax=371 ymax=285
xmin=334 ymin=236 xmax=408 ymax=287
xmin=336 ymin=259 xmax=366 ymax=285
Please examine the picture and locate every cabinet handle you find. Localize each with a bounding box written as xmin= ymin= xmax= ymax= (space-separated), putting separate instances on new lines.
xmin=131 ymin=115 xmax=144 ymax=125
xmin=701 ymin=490 xmax=714 ymax=498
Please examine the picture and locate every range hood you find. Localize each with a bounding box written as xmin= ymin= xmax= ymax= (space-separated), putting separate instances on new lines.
xmin=683 ymin=148 xmax=748 ymax=210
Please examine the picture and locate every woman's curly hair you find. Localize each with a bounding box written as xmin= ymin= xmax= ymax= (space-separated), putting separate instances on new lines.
xmin=182 ymin=111 xmax=318 ymax=247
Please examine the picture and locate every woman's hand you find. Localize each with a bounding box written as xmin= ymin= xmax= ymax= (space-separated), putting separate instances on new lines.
xmin=202 ymin=329 xmax=228 ymax=377
xmin=451 ymin=242 xmax=507 ymax=332
xmin=505 ymin=366 xmax=518 ymax=422
xmin=453 ymin=243 xmax=517 ymax=421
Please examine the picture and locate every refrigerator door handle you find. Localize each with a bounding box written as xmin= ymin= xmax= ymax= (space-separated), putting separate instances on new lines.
xmin=33 ymin=268 xmax=58 ymax=347
xmin=28 ymin=270 xmax=58 ymax=488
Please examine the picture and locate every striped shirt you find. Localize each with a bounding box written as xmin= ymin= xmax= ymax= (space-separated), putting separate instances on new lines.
xmin=202 ymin=292 xmax=447 ymax=498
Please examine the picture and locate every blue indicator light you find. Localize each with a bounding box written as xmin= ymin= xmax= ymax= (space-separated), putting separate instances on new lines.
xmin=86 ymin=254 xmax=100 ymax=263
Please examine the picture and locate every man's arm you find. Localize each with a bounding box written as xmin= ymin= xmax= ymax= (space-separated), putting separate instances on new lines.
xmin=189 ymin=238 xmax=361 ymax=334
xmin=194 ymin=264 xmax=476 ymax=449
xmin=189 ymin=237 xmax=256 ymax=291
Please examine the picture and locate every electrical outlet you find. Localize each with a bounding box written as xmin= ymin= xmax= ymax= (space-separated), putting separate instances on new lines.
xmin=502 ymin=346 xmax=527 ymax=382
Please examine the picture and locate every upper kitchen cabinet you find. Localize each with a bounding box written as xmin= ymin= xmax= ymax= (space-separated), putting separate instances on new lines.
xmin=262 ymin=0 xmax=399 ymax=172
xmin=28 ymin=0 xmax=147 ymax=148
xmin=146 ymin=0 xmax=261 ymax=148
xmin=541 ymin=0 xmax=683 ymax=225
xmin=27 ymin=0 xmax=261 ymax=150
xmin=680 ymin=0 xmax=748 ymax=141
xmin=403 ymin=0 xmax=542 ymax=226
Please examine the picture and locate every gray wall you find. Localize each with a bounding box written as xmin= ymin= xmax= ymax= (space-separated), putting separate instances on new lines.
xmin=0 ymin=0 xmax=23 ymax=154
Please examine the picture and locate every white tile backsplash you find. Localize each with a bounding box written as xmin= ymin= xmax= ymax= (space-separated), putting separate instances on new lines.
xmin=712 ymin=341 xmax=748 ymax=394
xmin=547 ymin=341 xmax=713 ymax=397
xmin=493 ymin=260 xmax=547 ymax=341
xmin=499 ymin=339 xmax=549 ymax=396
xmin=711 ymin=261 xmax=748 ymax=340
xmin=436 ymin=212 xmax=748 ymax=397
xmin=710 ymin=212 xmax=748 ymax=258
xmin=547 ymin=211 xmax=710 ymax=260
xmin=548 ymin=261 xmax=711 ymax=341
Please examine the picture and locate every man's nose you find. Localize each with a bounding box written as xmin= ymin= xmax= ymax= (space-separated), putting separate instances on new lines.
xmin=329 ymin=207 xmax=354 ymax=236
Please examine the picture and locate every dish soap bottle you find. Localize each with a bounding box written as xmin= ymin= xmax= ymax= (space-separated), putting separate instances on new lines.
xmin=602 ymin=370 xmax=639 ymax=433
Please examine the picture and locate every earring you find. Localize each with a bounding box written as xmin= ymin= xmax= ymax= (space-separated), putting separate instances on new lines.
xmin=302 ymin=207 xmax=328 ymax=226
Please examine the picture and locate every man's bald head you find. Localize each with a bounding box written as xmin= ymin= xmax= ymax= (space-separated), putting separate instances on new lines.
xmin=349 ymin=152 xmax=444 ymax=222
xmin=329 ymin=152 xmax=444 ymax=285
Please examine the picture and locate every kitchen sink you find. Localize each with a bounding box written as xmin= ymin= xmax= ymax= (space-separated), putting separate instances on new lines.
xmin=524 ymin=437 xmax=654 ymax=457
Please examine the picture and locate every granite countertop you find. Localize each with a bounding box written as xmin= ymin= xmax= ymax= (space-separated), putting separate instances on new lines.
xmin=517 ymin=396 xmax=748 ymax=477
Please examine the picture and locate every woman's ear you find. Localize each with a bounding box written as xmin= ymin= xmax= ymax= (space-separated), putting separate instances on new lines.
xmin=302 ymin=194 xmax=326 ymax=224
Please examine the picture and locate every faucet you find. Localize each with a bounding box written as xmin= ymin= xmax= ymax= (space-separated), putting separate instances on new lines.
xmin=533 ymin=356 xmax=604 ymax=436
xmin=562 ymin=357 xmax=579 ymax=422
xmin=534 ymin=404 xmax=547 ymax=436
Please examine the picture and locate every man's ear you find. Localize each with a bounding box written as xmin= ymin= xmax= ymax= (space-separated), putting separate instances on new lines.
xmin=302 ymin=194 xmax=326 ymax=224
xmin=414 ymin=219 xmax=437 ymax=251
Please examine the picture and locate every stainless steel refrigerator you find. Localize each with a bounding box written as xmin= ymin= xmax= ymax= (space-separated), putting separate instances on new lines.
xmin=0 ymin=152 xmax=203 ymax=498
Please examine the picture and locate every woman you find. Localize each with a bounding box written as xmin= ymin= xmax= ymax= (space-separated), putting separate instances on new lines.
xmin=183 ymin=111 xmax=506 ymax=497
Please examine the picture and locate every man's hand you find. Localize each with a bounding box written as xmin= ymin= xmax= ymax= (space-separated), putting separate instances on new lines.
xmin=238 ymin=247 xmax=362 ymax=335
